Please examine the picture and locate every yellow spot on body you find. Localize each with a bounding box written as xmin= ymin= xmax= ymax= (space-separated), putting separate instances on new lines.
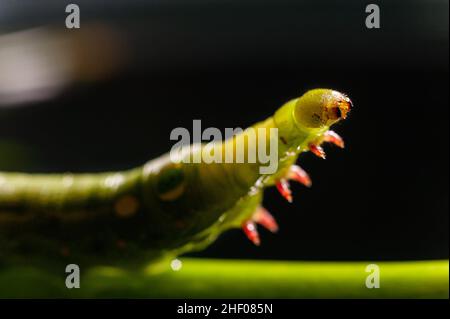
xmin=114 ymin=195 xmax=139 ymax=218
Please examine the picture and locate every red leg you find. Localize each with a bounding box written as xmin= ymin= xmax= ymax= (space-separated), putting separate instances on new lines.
xmin=276 ymin=179 xmax=293 ymax=203
xmin=242 ymin=220 xmax=261 ymax=246
xmin=309 ymin=144 xmax=326 ymax=159
xmin=253 ymin=206 xmax=279 ymax=233
xmin=288 ymin=164 xmax=312 ymax=187
xmin=323 ymin=130 xmax=345 ymax=148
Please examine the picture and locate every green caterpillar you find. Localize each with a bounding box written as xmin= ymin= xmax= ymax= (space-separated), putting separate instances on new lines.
xmin=0 ymin=89 xmax=352 ymax=268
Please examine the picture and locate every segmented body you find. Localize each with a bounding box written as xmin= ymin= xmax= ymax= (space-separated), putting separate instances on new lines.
xmin=0 ymin=89 xmax=352 ymax=267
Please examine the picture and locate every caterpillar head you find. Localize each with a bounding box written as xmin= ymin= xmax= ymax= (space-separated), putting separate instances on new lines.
xmin=294 ymin=89 xmax=352 ymax=129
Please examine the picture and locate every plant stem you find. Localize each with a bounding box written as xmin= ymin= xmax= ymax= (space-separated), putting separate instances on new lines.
xmin=2 ymin=259 xmax=447 ymax=298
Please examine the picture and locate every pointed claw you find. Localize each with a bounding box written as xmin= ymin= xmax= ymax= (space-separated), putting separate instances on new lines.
xmin=309 ymin=144 xmax=326 ymax=159
xmin=242 ymin=220 xmax=260 ymax=246
xmin=253 ymin=207 xmax=279 ymax=233
xmin=276 ymin=179 xmax=293 ymax=203
xmin=324 ymin=130 xmax=345 ymax=148
xmin=288 ymin=165 xmax=312 ymax=187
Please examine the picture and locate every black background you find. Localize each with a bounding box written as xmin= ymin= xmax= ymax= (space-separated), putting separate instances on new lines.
xmin=0 ymin=0 xmax=448 ymax=261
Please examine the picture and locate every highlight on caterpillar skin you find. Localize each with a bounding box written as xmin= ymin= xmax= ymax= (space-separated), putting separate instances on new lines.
xmin=0 ymin=88 xmax=352 ymax=266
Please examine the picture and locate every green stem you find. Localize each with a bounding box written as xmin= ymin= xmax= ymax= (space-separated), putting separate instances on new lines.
xmin=1 ymin=259 xmax=448 ymax=298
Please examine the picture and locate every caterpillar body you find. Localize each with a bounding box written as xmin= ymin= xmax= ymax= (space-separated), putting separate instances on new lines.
xmin=0 ymin=89 xmax=352 ymax=268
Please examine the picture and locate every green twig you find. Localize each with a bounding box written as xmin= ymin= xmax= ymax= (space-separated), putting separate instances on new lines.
xmin=1 ymin=259 xmax=448 ymax=298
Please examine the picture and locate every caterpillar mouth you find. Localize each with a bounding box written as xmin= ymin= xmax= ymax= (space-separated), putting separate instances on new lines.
xmin=337 ymin=95 xmax=352 ymax=119
xmin=327 ymin=92 xmax=352 ymax=122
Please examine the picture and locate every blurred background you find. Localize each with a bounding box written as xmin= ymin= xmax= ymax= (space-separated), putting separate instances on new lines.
xmin=0 ymin=0 xmax=448 ymax=261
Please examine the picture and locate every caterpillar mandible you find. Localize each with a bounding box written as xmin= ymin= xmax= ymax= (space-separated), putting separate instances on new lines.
xmin=0 ymin=89 xmax=352 ymax=267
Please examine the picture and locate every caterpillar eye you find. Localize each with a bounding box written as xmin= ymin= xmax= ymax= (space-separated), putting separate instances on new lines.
xmin=155 ymin=164 xmax=186 ymax=201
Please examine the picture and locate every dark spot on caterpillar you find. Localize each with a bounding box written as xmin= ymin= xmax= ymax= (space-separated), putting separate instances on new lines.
xmin=116 ymin=239 xmax=127 ymax=249
xmin=139 ymin=233 xmax=147 ymax=240
xmin=156 ymin=164 xmax=186 ymax=201
xmin=175 ymin=219 xmax=186 ymax=229
xmin=60 ymin=246 xmax=70 ymax=257
xmin=115 ymin=195 xmax=139 ymax=218
xmin=280 ymin=136 xmax=287 ymax=145
xmin=91 ymin=238 xmax=108 ymax=254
